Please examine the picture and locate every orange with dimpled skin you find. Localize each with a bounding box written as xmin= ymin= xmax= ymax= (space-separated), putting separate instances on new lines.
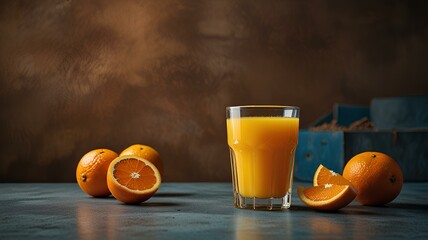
xmin=343 ymin=151 xmax=403 ymax=206
xmin=76 ymin=149 xmax=118 ymax=197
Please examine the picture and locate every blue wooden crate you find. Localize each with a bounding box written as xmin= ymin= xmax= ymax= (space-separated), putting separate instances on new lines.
xmin=294 ymin=130 xmax=345 ymax=181
xmin=310 ymin=104 xmax=370 ymax=126
xmin=295 ymin=97 xmax=428 ymax=182
xmin=344 ymin=130 xmax=428 ymax=181
xmin=295 ymin=129 xmax=428 ymax=182
xmin=334 ymin=104 xmax=370 ymax=126
xmin=371 ymin=96 xmax=428 ymax=129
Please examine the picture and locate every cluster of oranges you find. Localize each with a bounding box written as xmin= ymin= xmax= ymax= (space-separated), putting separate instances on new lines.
xmin=76 ymin=144 xmax=163 ymax=204
xmin=298 ymin=151 xmax=403 ymax=211
xmin=76 ymin=146 xmax=403 ymax=211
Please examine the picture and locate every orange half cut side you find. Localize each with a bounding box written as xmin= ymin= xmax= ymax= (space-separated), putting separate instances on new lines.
xmin=107 ymin=155 xmax=161 ymax=204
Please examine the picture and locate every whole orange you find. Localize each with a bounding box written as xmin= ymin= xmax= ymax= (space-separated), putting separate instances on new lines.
xmin=119 ymin=144 xmax=163 ymax=176
xmin=76 ymin=148 xmax=118 ymax=197
xmin=343 ymin=151 xmax=403 ymax=206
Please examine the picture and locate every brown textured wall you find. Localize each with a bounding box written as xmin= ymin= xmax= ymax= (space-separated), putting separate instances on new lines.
xmin=1 ymin=0 xmax=427 ymax=182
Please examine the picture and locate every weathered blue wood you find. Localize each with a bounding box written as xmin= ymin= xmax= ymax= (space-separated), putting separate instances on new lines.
xmin=295 ymin=129 xmax=428 ymax=182
xmin=0 ymin=183 xmax=427 ymax=240
xmin=297 ymin=97 xmax=428 ymax=182
xmin=295 ymin=130 xmax=344 ymax=181
xmin=371 ymin=96 xmax=428 ymax=129
xmin=334 ymin=104 xmax=370 ymax=126
xmin=309 ymin=112 xmax=333 ymax=126
xmin=309 ymin=104 xmax=370 ymax=127
xmin=344 ymin=130 xmax=428 ymax=182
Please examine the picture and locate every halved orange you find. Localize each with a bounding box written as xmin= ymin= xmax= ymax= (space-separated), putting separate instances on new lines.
xmin=107 ymin=155 xmax=161 ymax=204
xmin=119 ymin=144 xmax=164 ymax=176
xmin=297 ymin=184 xmax=357 ymax=211
xmin=313 ymin=164 xmax=352 ymax=186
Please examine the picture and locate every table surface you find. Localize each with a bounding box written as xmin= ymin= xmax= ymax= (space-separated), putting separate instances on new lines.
xmin=1 ymin=182 xmax=427 ymax=239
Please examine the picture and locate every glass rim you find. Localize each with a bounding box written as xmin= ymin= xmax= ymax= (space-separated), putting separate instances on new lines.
xmin=226 ymin=105 xmax=299 ymax=111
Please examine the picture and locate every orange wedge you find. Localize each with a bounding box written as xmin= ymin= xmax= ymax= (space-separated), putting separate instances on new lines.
xmin=107 ymin=155 xmax=161 ymax=204
xmin=297 ymin=184 xmax=357 ymax=211
xmin=313 ymin=164 xmax=352 ymax=186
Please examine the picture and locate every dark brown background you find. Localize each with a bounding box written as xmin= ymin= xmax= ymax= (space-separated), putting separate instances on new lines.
xmin=1 ymin=0 xmax=427 ymax=182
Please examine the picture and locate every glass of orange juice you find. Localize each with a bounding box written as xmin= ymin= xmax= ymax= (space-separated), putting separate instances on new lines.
xmin=226 ymin=105 xmax=299 ymax=210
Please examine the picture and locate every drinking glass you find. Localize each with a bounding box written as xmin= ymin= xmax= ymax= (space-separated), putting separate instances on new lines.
xmin=226 ymin=105 xmax=299 ymax=210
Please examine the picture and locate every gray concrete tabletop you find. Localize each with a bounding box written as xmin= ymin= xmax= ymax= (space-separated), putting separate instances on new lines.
xmin=0 ymin=182 xmax=427 ymax=239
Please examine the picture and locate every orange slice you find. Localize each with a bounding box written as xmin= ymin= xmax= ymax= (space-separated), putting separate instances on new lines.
xmin=313 ymin=164 xmax=352 ymax=186
xmin=107 ymin=155 xmax=161 ymax=204
xmin=297 ymin=184 xmax=357 ymax=211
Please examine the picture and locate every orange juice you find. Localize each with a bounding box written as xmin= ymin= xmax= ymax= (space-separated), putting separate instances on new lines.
xmin=227 ymin=117 xmax=299 ymax=198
